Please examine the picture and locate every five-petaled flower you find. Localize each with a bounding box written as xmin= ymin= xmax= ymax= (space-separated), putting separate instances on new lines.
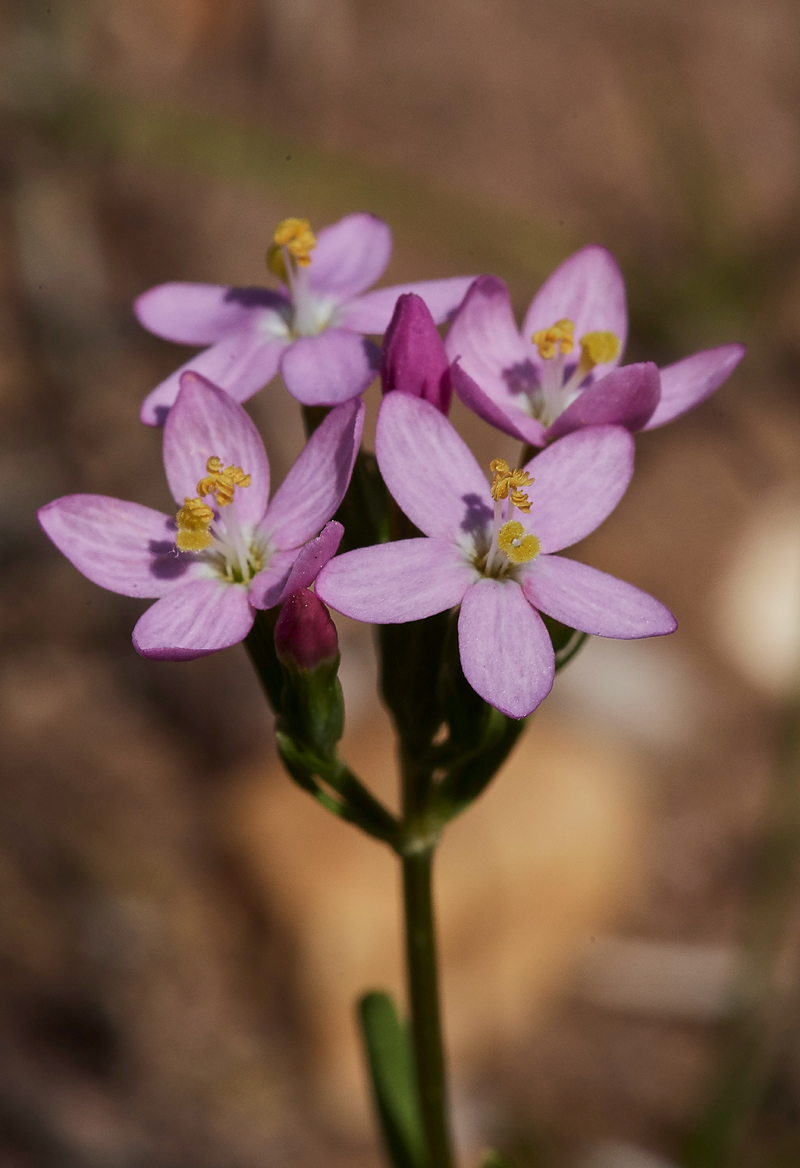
xmin=446 ymin=246 xmax=745 ymax=446
xmin=136 ymin=213 xmax=475 ymax=424
xmin=316 ymin=393 xmax=676 ymax=719
xmin=39 ymin=372 xmax=364 ymax=660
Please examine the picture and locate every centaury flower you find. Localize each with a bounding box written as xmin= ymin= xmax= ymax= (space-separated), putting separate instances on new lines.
xmin=39 ymin=373 xmax=364 ymax=659
xmin=136 ymin=213 xmax=474 ymax=424
xmin=316 ymin=393 xmax=676 ymax=718
xmin=446 ymin=246 xmax=745 ymax=446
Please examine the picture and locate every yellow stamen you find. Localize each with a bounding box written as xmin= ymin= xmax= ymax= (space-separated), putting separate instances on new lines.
xmin=498 ymin=520 xmax=540 ymax=564
xmin=266 ymin=217 xmax=316 ymax=280
xmin=532 ymin=319 xmax=574 ymax=360
xmin=196 ymin=455 xmax=252 ymax=507
xmin=175 ymin=497 xmax=214 ymax=552
xmin=490 ymin=458 xmax=534 ymax=513
xmin=576 ymin=330 xmax=620 ymax=379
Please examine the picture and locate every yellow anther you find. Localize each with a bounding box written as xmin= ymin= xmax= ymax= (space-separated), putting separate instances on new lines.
xmin=175 ymin=497 xmax=214 ymax=552
xmin=577 ymin=330 xmax=620 ymax=378
xmin=532 ymin=319 xmax=574 ymax=360
xmin=490 ymin=458 xmax=534 ymax=513
xmin=266 ymin=217 xmax=316 ymax=280
xmin=498 ymin=520 xmax=540 ymax=564
xmin=196 ymin=455 xmax=252 ymax=508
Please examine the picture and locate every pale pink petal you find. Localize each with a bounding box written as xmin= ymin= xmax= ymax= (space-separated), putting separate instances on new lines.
xmin=342 ymin=276 xmax=476 ymax=334
xmin=445 ymin=276 xmax=535 ymax=410
xmin=38 ymin=495 xmax=195 ymax=598
xmin=274 ymin=521 xmax=344 ymax=606
xmin=140 ymin=321 xmax=287 ymax=426
xmin=458 ymin=579 xmax=554 ymax=719
xmin=375 ymin=393 xmax=493 ymax=540
xmin=523 ymin=246 xmax=627 ymax=363
xmin=545 ymin=362 xmax=660 ymax=440
xmin=163 ymin=372 xmax=269 ymax=526
xmin=523 ymin=426 xmax=634 ymax=553
xmin=643 ymin=343 xmax=745 ymax=430
xmin=262 ymin=399 xmax=364 ymax=548
xmin=308 ymin=213 xmax=392 ymax=301
xmin=450 ymin=361 xmax=547 ymax=446
xmin=133 ymin=578 xmax=254 ymax=660
xmin=246 ymin=549 xmax=299 ymax=611
xmin=521 ymin=554 xmax=677 ymax=637
xmin=316 ymin=539 xmax=474 ymax=623
xmin=279 ymin=329 xmax=380 ymax=406
xmin=134 ymin=282 xmax=289 ymax=344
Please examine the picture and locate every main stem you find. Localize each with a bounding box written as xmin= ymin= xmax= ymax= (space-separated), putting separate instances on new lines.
xmin=402 ymin=846 xmax=454 ymax=1168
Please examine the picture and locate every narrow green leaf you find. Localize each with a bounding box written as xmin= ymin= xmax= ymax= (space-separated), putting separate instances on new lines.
xmin=358 ymin=991 xmax=429 ymax=1168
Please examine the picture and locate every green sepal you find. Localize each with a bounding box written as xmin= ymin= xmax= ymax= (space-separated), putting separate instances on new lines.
xmin=379 ymin=611 xmax=449 ymax=760
xmin=541 ymin=613 xmax=589 ymax=672
xmin=335 ymin=449 xmax=391 ymax=551
xmin=278 ymin=654 xmax=344 ymax=758
xmin=358 ymin=991 xmax=429 ymax=1168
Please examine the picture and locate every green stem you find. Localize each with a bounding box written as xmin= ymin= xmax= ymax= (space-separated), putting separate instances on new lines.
xmin=402 ymin=847 xmax=453 ymax=1168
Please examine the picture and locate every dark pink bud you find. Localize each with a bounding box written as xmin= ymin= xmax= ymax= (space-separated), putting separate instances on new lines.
xmin=380 ymin=293 xmax=451 ymax=414
xmin=274 ymin=589 xmax=339 ymax=670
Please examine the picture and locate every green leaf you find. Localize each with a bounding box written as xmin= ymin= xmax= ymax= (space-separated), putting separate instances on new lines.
xmin=358 ymin=991 xmax=429 ymax=1168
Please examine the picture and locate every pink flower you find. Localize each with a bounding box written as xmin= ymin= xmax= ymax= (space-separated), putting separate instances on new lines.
xmin=136 ymin=213 xmax=474 ymax=424
xmin=446 ymin=246 xmax=745 ymax=446
xmin=316 ymin=393 xmax=676 ymax=719
xmin=39 ymin=373 xmax=364 ymax=660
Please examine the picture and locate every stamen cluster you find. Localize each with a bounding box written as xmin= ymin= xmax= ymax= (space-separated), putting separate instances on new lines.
xmin=175 ymin=454 xmax=252 ymax=552
xmin=490 ymin=458 xmax=533 ymax=513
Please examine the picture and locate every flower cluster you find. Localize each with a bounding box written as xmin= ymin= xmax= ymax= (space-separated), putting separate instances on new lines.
xmin=40 ymin=212 xmax=744 ymax=717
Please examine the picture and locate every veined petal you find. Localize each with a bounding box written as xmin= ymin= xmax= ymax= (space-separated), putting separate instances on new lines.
xmin=134 ymin=282 xmax=289 ymax=345
xmin=163 ymin=372 xmax=270 ymax=526
xmin=140 ymin=321 xmax=287 ymax=426
xmin=342 ymin=276 xmax=476 ymax=334
xmin=308 ymin=213 xmax=392 ymax=301
xmin=375 ymin=393 xmax=493 ymax=541
xmin=274 ymin=521 xmax=344 ymax=606
xmin=450 ymin=361 xmax=547 ymax=446
xmin=458 ymin=578 xmax=554 ymax=719
xmin=445 ymin=276 xmax=535 ymax=410
xmin=523 ymin=245 xmax=628 ymax=363
xmin=521 ymin=554 xmax=677 ymax=638
xmin=262 ymin=399 xmax=364 ymax=549
xmin=316 ymin=539 xmax=474 ymax=623
xmin=279 ymin=330 xmax=380 ymax=406
xmin=246 ymin=549 xmax=299 ymax=610
xmin=545 ymin=362 xmax=660 ymax=440
xmin=523 ymin=426 xmax=634 ymax=553
xmin=133 ymin=577 xmax=254 ymax=660
xmin=643 ymin=343 xmax=745 ymax=430
xmin=38 ymin=496 xmax=195 ymax=598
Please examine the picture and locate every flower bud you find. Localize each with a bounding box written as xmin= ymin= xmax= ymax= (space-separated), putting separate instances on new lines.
xmin=380 ymin=293 xmax=451 ymax=414
xmin=275 ymin=589 xmax=338 ymax=671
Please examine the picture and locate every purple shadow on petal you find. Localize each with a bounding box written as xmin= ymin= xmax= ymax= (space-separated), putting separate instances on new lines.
xmin=459 ymin=493 xmax=493 ymax=538
xmin=147 ymin=538 xmax=191 ymax=582
xmin=503 ymin=358 xmax=540 ymax=398
xmin=223 ymin=286 xmax=290 ymax=313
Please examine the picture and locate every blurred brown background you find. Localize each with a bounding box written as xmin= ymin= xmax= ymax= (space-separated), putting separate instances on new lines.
xmin=2 ymin=1 xmax=800 ymax=1166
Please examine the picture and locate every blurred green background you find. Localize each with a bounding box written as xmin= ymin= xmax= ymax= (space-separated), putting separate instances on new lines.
xmin=3 ymin=2 xmax=800 ymax=1166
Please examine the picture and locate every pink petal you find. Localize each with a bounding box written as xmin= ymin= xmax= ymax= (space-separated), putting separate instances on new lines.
xmin=375 ymin=393 xmax=493 ymax=540
xmin=458 ymin=578 xmax=554 ymax=719
xmin=275 ymin=521 xmax=344 ymax=606
xmin=38 ymin=495 xmax=195 ymax=598
xmin=308 ymin=213 xmax=392 ymax=301
xmin=133 ymin=577 xmax=254 ymax=660
xmin=316 ymin=539 xmax=474 ymax=623
xmin=643 ymin=343 xmax=745 ymax=430
xmin=134 ymin=282 xmax=289 ymax=345
xmin=545 ymin=362 xmax=660 ymax=440
xmin=445 ymin=276 xmax=535 ymax=411
xmin=523 ymin=426 xmax=634 ymax=553
xmin=279 ymin=329 xmax=380 ymax=406
xmin=246 ymin=549 xmax=299 ymax=611
xmin=450 ymin=361 xmax=547 ymax=446
xmin=380 ymin=293 xmax=451 ymax=412
xmin=342 ymin=276 xmax=476 ymax=334
xmin=262 ymin=399 xmax=364 ymax=549
xmin=140 ymin=321 xmax=287 ymax=426
xmin=520 ymin=554 xmax=677 ymax=638
xmin=523 ymin=246 xmax=627 ymax=363
xmin=163 ymin=372 xmax=270 ymax=526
